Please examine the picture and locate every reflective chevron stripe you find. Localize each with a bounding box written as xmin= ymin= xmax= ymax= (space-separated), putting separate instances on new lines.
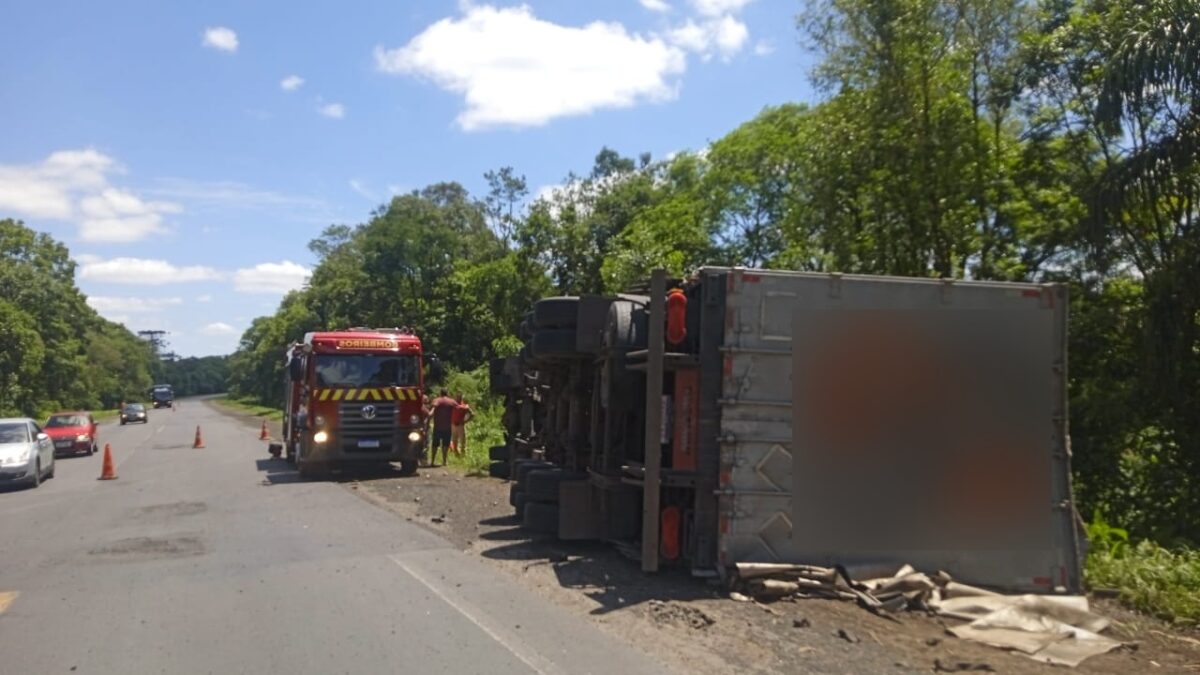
xmin=313 ymin=388 xmax=421 ymax=402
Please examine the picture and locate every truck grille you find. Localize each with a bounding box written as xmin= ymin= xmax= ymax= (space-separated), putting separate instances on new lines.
xmin=338 ymin=401 xmax=397 ymax=452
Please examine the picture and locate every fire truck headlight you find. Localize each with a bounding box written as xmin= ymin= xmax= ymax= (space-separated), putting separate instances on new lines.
xmin=313 ymin=430 xmax=329 ymax=444
xmin=407 ymin=431 xmax=422 ymax=443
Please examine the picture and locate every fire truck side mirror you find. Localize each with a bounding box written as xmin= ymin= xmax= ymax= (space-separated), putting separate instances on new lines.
xmin=427 ymin=355 xmax=445 ymax=383
xmin=287 ymin=358 xmax=304 ymax=382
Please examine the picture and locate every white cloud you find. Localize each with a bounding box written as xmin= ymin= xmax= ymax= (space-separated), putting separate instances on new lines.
xmin=78 ymin=188 xmax=181 ymax=242
xmin=280 ymin=75 xmax=304 ymax=91
xmin=318 ymin=102 xmax=345 ymax=119
xmin=754 ymin=39 xmax=774 ymax=56
xmin=668 ymin=15 xmax=748 ymax=60
xmin=80 ymin=257 xmax=222 ymax=285
xmin=233 ymin=261 xmax=311 ymax=294
xmin=640 ymin=0 xmax=672 ymax=11
xmin=202 ymin=26 xmax=239 ymax=52
xmin=349 ymin=179 xmax=377 ymax=201
xmin=144 ymin=178 xmax=325 ymax=211
xmin=690 ymin=0 xmax=754 ymax=16
xmin=0 ymin=149 xmax=183 ymax=242
xmin=87 ymin=296 xmax=183 ymax=314
xmin=375 ymin=5 xmax=686 ymax=130
xmin=201 ymin=322 xmax=237 ymax=336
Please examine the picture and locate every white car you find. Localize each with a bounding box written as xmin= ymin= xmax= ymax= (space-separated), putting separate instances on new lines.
xmin=0 ymin=418 xmax=56 ymax=489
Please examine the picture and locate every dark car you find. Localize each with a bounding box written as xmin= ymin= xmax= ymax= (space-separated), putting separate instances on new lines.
xmin=120 ymin=403 xmax=148 ymax=425
xmin=44 ymin=411 xmax=98 ymax=456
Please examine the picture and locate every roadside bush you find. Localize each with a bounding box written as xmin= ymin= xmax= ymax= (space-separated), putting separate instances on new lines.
xmin=1085 ymin=513 xmax=1200 ymax=625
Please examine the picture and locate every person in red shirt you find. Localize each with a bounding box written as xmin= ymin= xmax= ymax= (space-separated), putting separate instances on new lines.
xmin=450 ymin=395 xmax=473 ymax=455
xmin=426 ymin=389 xmax=457 ymax=467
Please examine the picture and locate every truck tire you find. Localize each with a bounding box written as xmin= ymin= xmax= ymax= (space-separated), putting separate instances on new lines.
xmin=531 ymin=329 xmax=579 ymax=359
xmin=509 ymin=483 xmax=523 ymax=507
xmin=297 ymin=462 xmax=327 ymax=481
xmin=514 ymin=460 xmax=553 ymax=487
xmin=515 ymin=491 xmax=531 ymax=515
xmin=534 ymin=297 xmax=580 ymax=329
xmin=399 ymin=459 xmax=419 ymax=476
xmin=526 ymin=468 xmax=588 ymax=502
xmin=604 ymin=299 xmax=648 ymax=352
xmin=522 ymin=501 xmax=559 ymax=534
xmin=488 ymin=461 xmax=510 ymax=479
xmin=488 ymin=444 xmax=509 ymax=462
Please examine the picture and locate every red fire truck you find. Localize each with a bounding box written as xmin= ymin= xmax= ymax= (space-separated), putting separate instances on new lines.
xmin=283 ymin=328 xmax=441 ymax=478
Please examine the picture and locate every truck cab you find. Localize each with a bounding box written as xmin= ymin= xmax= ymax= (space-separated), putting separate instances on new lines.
xmin=286 ymin=329 xmax=440 ymax=478
xmin=149 ymin=384 xmax=174 ymax=409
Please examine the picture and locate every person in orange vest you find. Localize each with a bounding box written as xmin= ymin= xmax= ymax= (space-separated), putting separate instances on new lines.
xmin=450 ymin=394 xmax=473 ymax=455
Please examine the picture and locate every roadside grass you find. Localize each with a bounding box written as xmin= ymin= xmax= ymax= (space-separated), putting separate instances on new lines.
xmin=93 ymin=409 xmax=120 ymax=422
xmin=211 ymin=394 xmax=284 ymax=421
xmin=1085 ymin=514 xmax=1200 ymax=626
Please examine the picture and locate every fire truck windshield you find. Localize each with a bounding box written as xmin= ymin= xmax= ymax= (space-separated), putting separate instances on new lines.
xmin=315 ymin=354 xmax=419 ymax=388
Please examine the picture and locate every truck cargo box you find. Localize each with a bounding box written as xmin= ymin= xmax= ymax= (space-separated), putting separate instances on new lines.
xmin=710 ymin=268 xmax=1079 ymax=592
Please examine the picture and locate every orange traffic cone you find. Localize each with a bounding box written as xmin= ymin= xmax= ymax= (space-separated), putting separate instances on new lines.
xmin=98 ymin=444 xmax=117 ymax=480
xmin=193 ymin=426 xmax=205 ymax=449
xmin=259 ymin=420 xmax=269 ymax=440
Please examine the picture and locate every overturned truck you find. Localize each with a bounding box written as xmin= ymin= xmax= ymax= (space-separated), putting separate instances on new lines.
xmin=492 ymin=267 xmax=1082 ymax=593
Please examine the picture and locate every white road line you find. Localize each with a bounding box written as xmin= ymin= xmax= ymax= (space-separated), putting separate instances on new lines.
xmin=388 ymin=554 xmax=560 ymax=675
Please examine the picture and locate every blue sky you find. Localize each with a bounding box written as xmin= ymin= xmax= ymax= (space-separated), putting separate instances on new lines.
xmin=0 ymin=0 xmax=816 ymax=356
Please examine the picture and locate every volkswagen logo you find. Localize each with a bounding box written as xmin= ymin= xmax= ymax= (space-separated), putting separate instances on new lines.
xmin=360 ymin=404 xmax=377 ymax=420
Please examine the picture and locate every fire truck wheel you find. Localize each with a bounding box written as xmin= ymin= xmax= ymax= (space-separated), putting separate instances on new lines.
xmin=531 ymin=329 xmax=579 ymax=359
xmin=534 ymin=297 xmax=579 ymax=329
xmin=398 ymin=459 xmax=419 ymax=477
xmin=522 ymin=501 xmax=559 ymax=534
xmin=297 ymin=462 xmax=327 ymax=481
xmin=488 ymin=444 xmax=509 ymax=462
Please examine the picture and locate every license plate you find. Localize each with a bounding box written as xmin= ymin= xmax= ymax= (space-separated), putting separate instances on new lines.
xmin=55 ymin=440 xmax=71 ymax=448
xmin=357 ymin=439 xmax=380 ymax=449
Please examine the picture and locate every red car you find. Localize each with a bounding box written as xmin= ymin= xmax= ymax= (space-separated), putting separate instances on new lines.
xmin=44 ymin=411 xmax=98 ymax=457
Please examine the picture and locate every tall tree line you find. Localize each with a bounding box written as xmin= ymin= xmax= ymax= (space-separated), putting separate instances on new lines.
xmin=0 ymin=219 xmax=157 ymax=415
xmin=230 ymin=0 xmax=1199 ymax=541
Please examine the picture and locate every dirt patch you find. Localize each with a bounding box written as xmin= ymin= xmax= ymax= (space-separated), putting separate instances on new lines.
xmin=135 ymin=501 xmax=207 ymax=518
xmin=647 ymin=599 xmax=715 ymax=630
xmin=352 ymin=468 xmax=1200 ymax=675
xmin=90 ymin=535 xmax=204 ymax=559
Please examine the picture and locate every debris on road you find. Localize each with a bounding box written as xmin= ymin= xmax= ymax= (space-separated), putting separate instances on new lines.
xmin=835 ymin=628 xmax=861 ymax=644
xmin=730 ymin=562 xmax=1124 ymax=667
xmin=933 ymin=658 xmax=996 ymax=672
xmin=647 ymin=599 xmax=715 ymax=630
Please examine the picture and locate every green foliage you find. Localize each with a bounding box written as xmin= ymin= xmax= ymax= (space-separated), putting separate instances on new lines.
xmin=0 ymin=219 xmax=154 ymax=416
xmin=155 ymin=356 xmax=231 ymax=397
xmin=1086 ymin=512 xmax=1200 ymax=625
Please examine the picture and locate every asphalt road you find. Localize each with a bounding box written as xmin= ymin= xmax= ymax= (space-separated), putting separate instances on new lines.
xmin=0 ymin=399 xmax=666 ymax=675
